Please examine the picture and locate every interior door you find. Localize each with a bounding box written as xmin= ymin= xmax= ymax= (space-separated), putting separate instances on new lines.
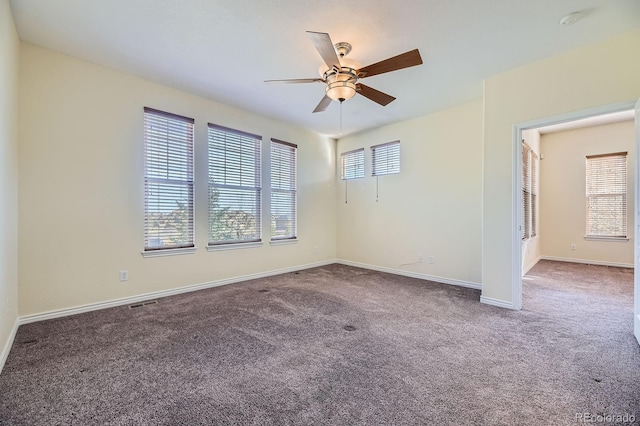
xmin=635 ymin=98 xmax=640 ymax=346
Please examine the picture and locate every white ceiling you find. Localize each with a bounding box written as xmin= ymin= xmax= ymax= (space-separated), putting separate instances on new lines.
xmin=9 ymin=0 xmax=640 ymax=138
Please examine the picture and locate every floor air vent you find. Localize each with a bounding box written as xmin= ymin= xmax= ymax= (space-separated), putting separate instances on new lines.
xmin=129 ymin=300 xmax=158 ymax=309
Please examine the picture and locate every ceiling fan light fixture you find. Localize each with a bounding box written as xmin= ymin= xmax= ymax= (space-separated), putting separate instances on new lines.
xmin=325 ymin=71 xmax=357 ymax=102
xmin=326 ymin=79 xmax=357 ymax=102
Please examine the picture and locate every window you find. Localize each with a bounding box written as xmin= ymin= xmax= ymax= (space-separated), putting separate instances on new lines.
xmin=270 ymin=139 xmax=297 ymax=241
xmin=208 ymin=124 xmax=262 ymax=246
xmin=586 ymin=152 xmax=627 ymax=238
xmin=522 ymin=142 xmax=538 ymax=240
xmin=371 ymin=141 xmax=400 ymax=176
xmin=341 ymin=148 xmax=365 ymax=180
xmin=143 ymin=107 xmax=195 ymax=252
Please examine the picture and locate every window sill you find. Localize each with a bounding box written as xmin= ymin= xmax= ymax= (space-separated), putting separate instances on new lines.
xmin=141 ymin=247 xmax=197 ymax=258
xmin=584 ymin=236 xmax=629 ymax=242
xmin=207 ymin=241 xmax=263 ymax=252
xmin=270 ymin=238 xmax=298 ymax=246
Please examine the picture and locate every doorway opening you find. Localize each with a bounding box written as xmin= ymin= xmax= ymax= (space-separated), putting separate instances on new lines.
xmin=511 ymin=101 xmax=637 ymax=311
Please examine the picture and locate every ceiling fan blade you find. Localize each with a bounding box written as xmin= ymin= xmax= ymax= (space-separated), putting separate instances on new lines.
xmin=264 ymin=78 xmax=324 ymax=84
xmin=357 ymin=49 xmax=423 ymax=78
xmin=313 ymin=95 xmax=332 ymax=113
xmin=356 ymin=83 xmax=396 ymax=106
xmin=307 ymin=31 xmax=340 ymax=69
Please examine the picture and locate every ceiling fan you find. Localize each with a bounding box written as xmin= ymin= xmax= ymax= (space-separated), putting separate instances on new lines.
xmin=265 ymin=31 xmax=423 ymax=113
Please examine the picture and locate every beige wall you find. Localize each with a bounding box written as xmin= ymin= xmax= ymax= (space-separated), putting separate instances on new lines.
xmin=18 ymin=43 xmax=337 ymax=316
xmin=483 ymin=29 xmax=640 ymax=307
xmin=336 ymin=101 xmax=483 ymax=287
xmin=540 ymin=120 xmax=634 ymax=267
xmin=9 ymin=22 xmax=640 ymax=325
xmin=521 ymin=129 xmax=541 ymax=273
xmin=0 ymin=0 xmax=20 ymax=366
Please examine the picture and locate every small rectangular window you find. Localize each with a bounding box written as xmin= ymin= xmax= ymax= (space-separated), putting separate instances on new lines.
xmin=531 ymin=150 xmax=538 ymax=238
xmin=341 ymin=148 xmax=365 ymax=180
xmin=143 ymin=107 xmax=195 ymax=252
xmin=521 ymin=142 xmax=539 ymax=240
xmin=271 ymin=139 xmax=297 ymax=241
xmin=586 ymin=152 xmax=627 ymax=238
xmin=371 ymin=141 xmax=400 ymax=176
xmin=208 ymin=124 xmax=262 ymax=246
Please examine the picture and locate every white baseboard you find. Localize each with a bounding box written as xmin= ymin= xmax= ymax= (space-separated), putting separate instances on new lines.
xmin=336 ymin=259 xmax=482 ymax=290
xmin=19 ymin=259 xmax=337 ymax=325
xmin=0 ymin=317 xmax=19 ymax=375
xmin=522 ymin=256 xmax=542 ymax=275
xmin=12 ymin=257 xmax=484 ymax=344
xmin=480 ymin=296 xmax=516 ymax=310
xmin=540 ymin=256 xmax=633 ymax=269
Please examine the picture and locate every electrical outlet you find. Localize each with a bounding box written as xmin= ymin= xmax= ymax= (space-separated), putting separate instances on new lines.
xmin=119 ymin=270 xmax=128 ymax=282
xmin=428 ymin=256 xmax=435 ymax=264
xmin=314 ymin=246 xmax=319 ymax=254
xmin=418 ymin=256 xmax=424 ymax=263
xmin=570 ymin=244 xmax=576 ymax=251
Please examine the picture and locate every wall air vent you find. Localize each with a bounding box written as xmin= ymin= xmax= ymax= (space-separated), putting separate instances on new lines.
xmin=129 ymin=300 xmax=158 ymax=309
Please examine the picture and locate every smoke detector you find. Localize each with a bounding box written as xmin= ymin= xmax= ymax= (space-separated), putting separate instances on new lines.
xmin=560 ymin=11 xmax=582 ymax=26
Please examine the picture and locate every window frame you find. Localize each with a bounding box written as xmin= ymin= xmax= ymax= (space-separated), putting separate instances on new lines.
xmin=341 ymin=148 xmax=365 ymax=180
xmin=371 ymin=141 xmax=400 ymax=176
xmin=142 ymin=107 xmax=195 ymax=257
xmin=270 ymin=138 xmax=297 ymax=243
xmin=207 ymin=123 xmax=263 ymax=249
xmin=521 ymin=142 xmax=539 ymax=241
xmin=585 ymin=151 xmax=628 ymax=240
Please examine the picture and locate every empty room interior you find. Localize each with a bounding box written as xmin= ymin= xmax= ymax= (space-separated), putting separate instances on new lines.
xmin=1 ymin=0 xmax=640 ymax=424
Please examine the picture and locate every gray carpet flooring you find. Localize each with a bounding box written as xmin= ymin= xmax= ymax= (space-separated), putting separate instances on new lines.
xmin=0 ymin=261 xmax=638 ymax=425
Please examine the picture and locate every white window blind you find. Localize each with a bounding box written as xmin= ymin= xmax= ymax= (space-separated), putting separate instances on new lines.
xmin=208 ymin=124 xmax=262 ymax=246
xmin=522 ymin=143 xmax=530 ymax=240
xmin=522 ymin=142 xmax=539 ymax=241
xmin=531 ymin=151 xmax=538 ymax=238
xmin=143 ymin=107 xmax=195 ymax=251
xmin=586 ymin=152 xmax=627 ymax=238
xmin=341 ymin=148 xmax=365 ymax=180
xmin=371 ymin=141 xmax=400 ymax=176
xmin=270 ymin=139 xmax=297 ymax=240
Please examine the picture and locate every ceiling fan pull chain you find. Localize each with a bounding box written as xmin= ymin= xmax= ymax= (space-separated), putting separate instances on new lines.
xmin=339 ymin=100 xmax=343 ymax=136
xmin=345 ymin=180 xmax=348 ymax=204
